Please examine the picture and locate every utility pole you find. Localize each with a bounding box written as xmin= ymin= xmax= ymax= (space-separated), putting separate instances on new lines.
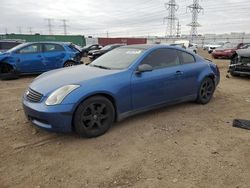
xmin=106 ymin=31 xmax=109 ymax=38
xmin=5 ymin=28 xmax=8 ymax=34
xmin=28 ymin=27 xmax=33 ymax=35
xmin=187 ymin=0 xmax=203 ymax=38
xmin=163 ymin=0 xmax=179 ymax=38
xmin=176 ymin=21 xmax=181 ymax=38
xmin=45 ymin=18 xmax=54 ymax=35
xmin=18 ymin=26 xmax=22 ymax=34
xmin=60 ymin=19 xmax=68 ymax=35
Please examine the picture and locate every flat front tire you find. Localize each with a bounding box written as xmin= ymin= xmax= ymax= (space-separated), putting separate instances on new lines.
xmin=196 ymin=77 xmax=215 ymax=104
xmin=74 ymin=96 xmax=115 ymax=138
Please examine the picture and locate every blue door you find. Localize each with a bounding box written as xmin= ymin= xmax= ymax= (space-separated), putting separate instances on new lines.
xmin=176 ymin=50 xmax=204 ymax=97
xmin=15 ymin=43 xmax=45 ymax=73
xmin=131 ymin=48 xmax=184 ymax=110
xmin=42 ymin=43 xmax=66 ymax=70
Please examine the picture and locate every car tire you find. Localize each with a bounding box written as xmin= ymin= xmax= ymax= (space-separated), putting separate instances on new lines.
xmin=63 ymin=61 xmax=75 ymax=67
xmin=196 ymin=77 xmax=215 ymax=104
xmin=230 ymin=71 xmax=240 ymax=77
xmin=0 ymin=64 xmax=19 ymax=80
xmin=74 ymin=96 xmax=115 ymax=138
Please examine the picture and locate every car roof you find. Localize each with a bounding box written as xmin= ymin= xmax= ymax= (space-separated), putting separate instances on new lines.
xmin=121 ymin=44 xmax=174 ymax=50
xmin=24 ymin=41 xmax=70 ymax=45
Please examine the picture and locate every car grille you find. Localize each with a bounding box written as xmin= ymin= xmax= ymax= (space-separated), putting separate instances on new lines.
xmin=26 ymin=88 xmax=43 ymax=103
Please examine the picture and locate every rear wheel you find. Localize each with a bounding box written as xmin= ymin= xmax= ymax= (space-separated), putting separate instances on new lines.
xmin=63 ymin=61 xmax=75 ymax=67
xmin=74 ymin=96 xmax=115 ymax=138
xmin=196 ymin=77 xmax=215 ymax=104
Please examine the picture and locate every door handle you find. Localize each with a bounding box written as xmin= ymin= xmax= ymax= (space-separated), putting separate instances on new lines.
xmin=175 ymin=71 xmax=183 ymax=75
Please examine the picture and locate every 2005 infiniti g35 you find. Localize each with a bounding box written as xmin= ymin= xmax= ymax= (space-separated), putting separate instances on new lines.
xmin=23 ymin=45 xmax=220 ymax=138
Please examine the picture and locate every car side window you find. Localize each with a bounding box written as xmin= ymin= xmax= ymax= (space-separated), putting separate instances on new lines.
xmin=44 ymin=44 xmax=65 ymax=52
xmin=18 ymin=44 xmax=41 ymax=54
xmin=90 ymin=45 xmax=97 ymax=50
xmin=178 ymin=51 xmax=196 ymax=64
xmin=141 ymin=48 xmax=180 ymax=69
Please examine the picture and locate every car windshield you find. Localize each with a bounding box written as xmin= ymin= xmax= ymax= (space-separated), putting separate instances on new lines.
xmin=90 ymin=48 xmax=145 ymax=69
xmin=6 ymin=43 xmax=28 ymax=53
xmin=68 ymin=44 xmax=81 ymax=52
xmin=101 ymin=45 xmax=117 ymax=50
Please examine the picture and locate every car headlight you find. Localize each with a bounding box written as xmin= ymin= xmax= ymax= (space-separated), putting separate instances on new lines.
xmin=45 ymin=85 xmax=80 ymax=106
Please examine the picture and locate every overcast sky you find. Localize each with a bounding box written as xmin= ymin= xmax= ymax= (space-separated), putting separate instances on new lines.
xmin=0 ymin=0 xmax=249 ymax=37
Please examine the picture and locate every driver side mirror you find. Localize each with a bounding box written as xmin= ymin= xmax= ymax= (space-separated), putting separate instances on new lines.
xmin=136 ymin=64 xmax=153 ymax=74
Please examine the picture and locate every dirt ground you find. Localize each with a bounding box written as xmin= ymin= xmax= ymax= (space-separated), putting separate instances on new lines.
xmin=0 ymin=49 xmax=250 ymax=188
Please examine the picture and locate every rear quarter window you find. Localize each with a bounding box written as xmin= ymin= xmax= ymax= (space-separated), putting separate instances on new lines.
xmin=178 ymin=51 xmax=196 ymax=64
xmin=44 ymin=44 xmax=65 ymax=52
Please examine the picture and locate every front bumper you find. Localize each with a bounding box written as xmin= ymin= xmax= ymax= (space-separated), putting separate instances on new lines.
xmin=229 ymin=64 xmax=250 ymax=76
xmin=22 ymin=99 xmax=75 ymax=133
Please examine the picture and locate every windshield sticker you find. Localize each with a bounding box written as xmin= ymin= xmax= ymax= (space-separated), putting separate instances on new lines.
xmin=126 ymin=50 xmax=142 ymax=55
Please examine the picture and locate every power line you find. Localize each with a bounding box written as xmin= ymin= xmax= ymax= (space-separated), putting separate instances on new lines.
xmin=60 ymin=19 xmax=69 ymax=35
xmin=17 ymin=26 xmax=22 ymax=34
xmin=187 ymin=0 xmax=204 ymax=37
xmin=45 ymin=18 xmax=54 ymax=35
xmin=164 ymin=0 xmax=179 ymax=38
xmin=176 ymin=21 xmax=181 ymax=37
xmin=28 ymin=27 xmax=33 ymax=34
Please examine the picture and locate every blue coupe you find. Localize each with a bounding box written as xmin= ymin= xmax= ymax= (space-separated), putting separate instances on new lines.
xmin=0 ymin=42 xmax=82 ymax=79
xmin=23 ymin=45 xmax=220 ymax=138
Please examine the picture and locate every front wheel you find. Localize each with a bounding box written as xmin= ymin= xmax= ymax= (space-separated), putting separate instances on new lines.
xmin=74 ymin=96 xmax=115 ymax=138
xmin=230 ymin=71 xmax=240 ymax=77
xmin=196 ymin=77 xmax=215 ymax=104
xmin=0 ymin=63 xmax=19 ymax=80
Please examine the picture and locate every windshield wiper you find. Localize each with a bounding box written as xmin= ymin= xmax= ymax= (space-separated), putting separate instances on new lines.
xmin=91 ymin=64 xmax=111 ymax=70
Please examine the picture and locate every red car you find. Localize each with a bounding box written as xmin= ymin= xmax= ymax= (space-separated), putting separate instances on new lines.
xmin=212 ymin=43 xmax=245 ymax=59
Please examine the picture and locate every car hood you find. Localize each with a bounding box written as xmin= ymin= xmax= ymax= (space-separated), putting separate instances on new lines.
xmin=29 ymin=65 xmax=122 ymax=95
xmin=0 ymin=52 xmax=10 ymax=61
xmin=236 ymin=49 xmax=250 ymax=57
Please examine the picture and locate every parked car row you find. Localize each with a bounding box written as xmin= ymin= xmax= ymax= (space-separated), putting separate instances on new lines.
xmin=211 ymin=43 xmax=246 ymax=59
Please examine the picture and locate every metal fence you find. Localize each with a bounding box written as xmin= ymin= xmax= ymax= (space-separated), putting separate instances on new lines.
xmin=0 ymin=34 xmax=86 ymax=46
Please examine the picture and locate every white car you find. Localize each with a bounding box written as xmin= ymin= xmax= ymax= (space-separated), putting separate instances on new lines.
xmin=173 ymin=40 xmax=198 ymax=54
xmin=203 ymin=42 xmax=230 ymax=53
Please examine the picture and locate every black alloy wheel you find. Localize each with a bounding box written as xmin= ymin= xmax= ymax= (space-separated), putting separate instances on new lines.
xmin=197 ymin=77 xmax=215 ymax=104
xmin=74 ymin=96 xmax=115 ymax=138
